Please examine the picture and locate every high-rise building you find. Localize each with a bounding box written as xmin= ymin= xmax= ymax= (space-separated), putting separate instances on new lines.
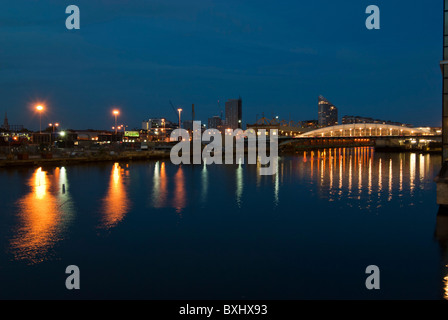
xmin=225 ymin=97 xmax=242 ymax=129
xmin=318 ymin=95 xmax=338 ymax=127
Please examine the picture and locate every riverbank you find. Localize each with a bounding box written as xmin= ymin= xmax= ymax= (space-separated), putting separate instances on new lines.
xmin=0 ymin=150 xmax=171 ymax=168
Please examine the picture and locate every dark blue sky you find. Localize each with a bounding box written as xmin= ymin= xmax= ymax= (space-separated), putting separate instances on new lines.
xmin=0 ymin=0 xmax=443 ymax=130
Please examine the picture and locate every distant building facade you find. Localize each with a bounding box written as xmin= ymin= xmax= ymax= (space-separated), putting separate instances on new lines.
xmin=318 ymin=96 xmax=338 ymax=127
xmin=342 ymin=115 xmax=413 ymax=128
xmin=141 ymin=118 xmax=176 ymax=142
xmin=225 ymin=97 xmax=242 ymax=129
xmin=207 ymin=116 xmax=222 ymax=129
xmin=142 ymin=118 xmax=166 ymax=130
xmin=299 ymin=119 xmax=319 ymax=129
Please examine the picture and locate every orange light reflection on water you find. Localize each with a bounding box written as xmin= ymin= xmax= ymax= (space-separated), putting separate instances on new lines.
xmin=100 ymin=163 xmax=130 ymax=229
xmin=10 ymin=167 xmax=72 ymax=264
xmin=173 ymin=166 xmax=186 ymax=213
xmin=294 ymin=147 xmax=432 ymax=209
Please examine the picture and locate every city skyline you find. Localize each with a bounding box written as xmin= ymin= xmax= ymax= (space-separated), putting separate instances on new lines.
xmin=2 ymin=94 xmax=432 ymax=134
xmin=1 ymin=0 xmax=448 ymax=303
xmin=0 ymin=1 xmax=442 ymax=130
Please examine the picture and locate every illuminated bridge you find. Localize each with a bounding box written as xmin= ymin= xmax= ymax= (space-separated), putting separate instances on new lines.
xmin=277 ymin=123 xmax=441 ymax=152
xmin=299 ymin=123 xmax=434 ymax=138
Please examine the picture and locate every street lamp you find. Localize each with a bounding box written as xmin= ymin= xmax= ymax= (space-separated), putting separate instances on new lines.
xmin=49 ymin=123 xmax=59 ymax=145
xmin=49 ymin=123 xmax=59 ymax=133
xmin=36 ymin=105 xmax=44 ymax=133
xmin=112 ymin=109 xmax=120 ymax=134
xmin=177 ymin=108 xmax=182 ymax=129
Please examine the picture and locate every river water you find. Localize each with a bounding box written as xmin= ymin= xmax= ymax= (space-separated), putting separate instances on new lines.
xmin=0 ymin=147 xmax=446 ymax=300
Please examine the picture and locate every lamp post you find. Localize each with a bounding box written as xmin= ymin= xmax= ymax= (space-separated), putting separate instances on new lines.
xmin=113 ymin=109 xmax=120 ymax=135
xmin=49 ymin=123 xmax=59 ymax=133
xmin=177 ymin=108 xmax=182 ymax=129
xmin=48 ymin=123 xmax=59 ymax=145
xmin=36 ymin=105 xmax=44 ymax=134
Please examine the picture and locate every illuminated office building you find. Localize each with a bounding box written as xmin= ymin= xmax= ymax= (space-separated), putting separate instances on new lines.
xmin=318 ymin=95 xmax=338 ymax=127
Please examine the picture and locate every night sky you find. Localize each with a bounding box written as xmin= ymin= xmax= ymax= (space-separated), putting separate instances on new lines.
xmin=0 ymin=0 xmax=443 ymax=130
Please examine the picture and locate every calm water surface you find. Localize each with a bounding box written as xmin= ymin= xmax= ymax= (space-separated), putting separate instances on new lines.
xmin=0 ymin=147 xmax=446 ymax=300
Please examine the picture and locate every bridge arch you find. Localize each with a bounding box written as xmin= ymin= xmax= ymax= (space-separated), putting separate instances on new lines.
xmin=299 ymin=123 xmax=431 ymax=138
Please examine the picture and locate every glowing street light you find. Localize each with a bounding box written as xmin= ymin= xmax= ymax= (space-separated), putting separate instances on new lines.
xmin=112 ymin=109 xmax=120 ymax=134
xmin=48 ymin=122 xmax=59 ymax=145
xmin=119 ymin=124 xmax=127 ymax=134
xmin=49 ymin=122 xmax=59 ymax=132
xmin=36 ymin=105 xmax=44 ymax=133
